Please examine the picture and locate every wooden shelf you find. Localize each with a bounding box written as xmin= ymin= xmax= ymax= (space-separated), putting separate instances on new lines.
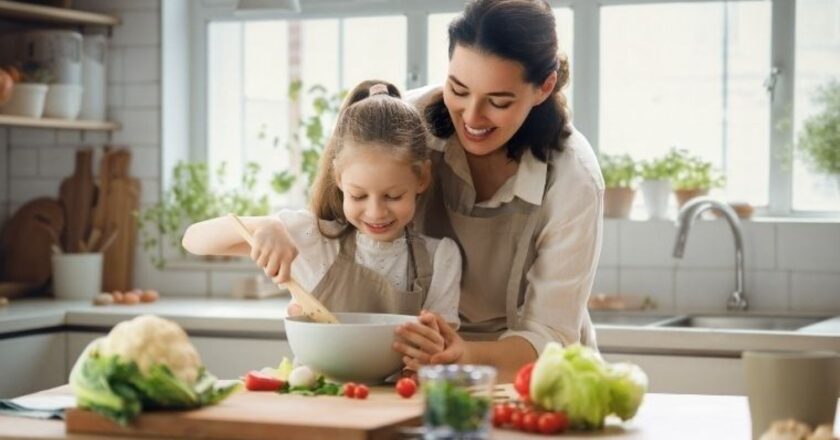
xmin=0 ymin=114 xmax=119 ymax=131
xmin=0 ymin=0 xmax=120 ymax=26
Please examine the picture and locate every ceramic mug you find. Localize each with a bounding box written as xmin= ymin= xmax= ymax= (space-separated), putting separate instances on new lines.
xmin=52 ymin=252 xmax=103 ymax=300
xmin=743 ymin=350 xmax=840 ymax=440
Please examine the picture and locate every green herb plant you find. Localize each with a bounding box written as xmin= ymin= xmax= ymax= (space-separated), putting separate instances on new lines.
xmin=638 ymin=148 xmax=684 ymax=181
xmin=672 ymin=152 xmax=725 ymax=191
xmin=600 ymin=153 xmax=637 ymax=188
xmin=137 ymin=161 xmax=270 ymax=269
xmin=264 ymin=81 xmax=346 ymax=197
xmin=798 ymin=80 xmax=840 ymax=176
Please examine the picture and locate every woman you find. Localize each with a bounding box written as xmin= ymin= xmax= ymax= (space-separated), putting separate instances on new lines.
xmin=392 ymin=0 xmax=604 ymax=381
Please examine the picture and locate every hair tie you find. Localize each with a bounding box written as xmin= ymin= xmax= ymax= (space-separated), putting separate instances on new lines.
xmin=369 ymin=83 xmax=389 ymax=96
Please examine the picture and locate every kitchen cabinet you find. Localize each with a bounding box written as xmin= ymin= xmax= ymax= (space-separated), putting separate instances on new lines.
xmin=603 ymin=353 xmax=744 ymax=395
xmin=0 ymin=332 xmax=66 ymax=398
xmin=66 ymin=332 xmax=293 ymax=381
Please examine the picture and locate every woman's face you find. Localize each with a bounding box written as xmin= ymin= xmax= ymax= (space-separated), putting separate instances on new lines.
xmin=444 ymin=44 xmax=553 ymax=157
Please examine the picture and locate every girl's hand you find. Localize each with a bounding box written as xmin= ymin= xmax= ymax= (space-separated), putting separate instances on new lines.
xmin=394 ymin=311 xmax=462 ymax=370
xmin=286 ymin=302 xmax=303 ymax=317
xmin=251 ymin=219 xmax=298 ymax=283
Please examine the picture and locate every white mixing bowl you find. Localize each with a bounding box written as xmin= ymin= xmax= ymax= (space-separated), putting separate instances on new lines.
xmin=285 ymin=312 xmax=417 ymax=384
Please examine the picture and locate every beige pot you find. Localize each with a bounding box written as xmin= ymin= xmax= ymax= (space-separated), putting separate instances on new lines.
xmin=603 ymin=187 xmax=635 ymax=218
xmin=674 ymin=188 xmax=709 ymax=208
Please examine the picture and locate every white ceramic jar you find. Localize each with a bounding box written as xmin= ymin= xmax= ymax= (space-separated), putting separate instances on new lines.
xmin=0 ymin=83 xmax=48 ymax=118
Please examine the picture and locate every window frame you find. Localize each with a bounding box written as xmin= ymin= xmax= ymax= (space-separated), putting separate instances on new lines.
xmin=187 ymin=0 xmax=836 ymax=218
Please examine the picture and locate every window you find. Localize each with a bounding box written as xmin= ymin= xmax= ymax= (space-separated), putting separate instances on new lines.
xmin=600 ymin=2 xmax=771 ymax=206
xmin=194 ymin=1 xmax=839 ymax=216
xmin=793 ymin=0 xmax=840 ymax=211
xmin=206 ymin=16 xmax=406 ymax=207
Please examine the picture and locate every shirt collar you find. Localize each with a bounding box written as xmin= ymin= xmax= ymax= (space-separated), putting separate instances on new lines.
xmin=440 ymin=137 xmax=548 ymax=207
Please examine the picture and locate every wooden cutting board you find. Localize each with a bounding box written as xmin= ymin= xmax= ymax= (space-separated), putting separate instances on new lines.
xmin=66 ymin=387 xmax=423 ymax=440
xmin=58 ymin=148 xmax=95 ymax=253
xmin=0 ymin=197 xmax=64 ymax=285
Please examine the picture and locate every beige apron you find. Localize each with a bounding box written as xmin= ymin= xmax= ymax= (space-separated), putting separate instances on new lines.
xmin=309 ymin=228 xmax=432 ymax=315
xmin=416 ymin=137 xmax=594 ymax=346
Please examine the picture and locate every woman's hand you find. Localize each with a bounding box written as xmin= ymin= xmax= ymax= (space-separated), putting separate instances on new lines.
xmin=394 ymin=311 xmax=465 ymax=370
xmin=251 ymin=219 xmax=298 ymax=283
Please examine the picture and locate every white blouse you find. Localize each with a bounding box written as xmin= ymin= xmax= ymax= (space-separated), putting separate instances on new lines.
xmin=275 ymin=209 xmax=461 ymax=326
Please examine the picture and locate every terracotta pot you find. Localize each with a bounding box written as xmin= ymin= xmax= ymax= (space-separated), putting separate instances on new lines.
xmin=603 ymin=187 xmax=635 ymax=218
xmin=674 ymin=188 xmax=709 ymax=208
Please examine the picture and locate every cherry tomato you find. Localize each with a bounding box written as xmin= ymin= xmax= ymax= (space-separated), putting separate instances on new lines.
xmin=354 ymin=384 xmax=369 ymax=399
xmin=514 ymin=362 xmax=535 ymax=400
xmin=509 ymin=409 xmax=524 ymax=430
xmin=395 ymin=378 xmax=417 ymax=398
xmin=537 ymin=412 xmax=569 ymax=434
xmin=522 ymin=411 xmax=540 ymax=433
xmin=492 ymin=403 xmax=514 ymax=426
xmin=343 ymin=382 xmax=357 ymax=398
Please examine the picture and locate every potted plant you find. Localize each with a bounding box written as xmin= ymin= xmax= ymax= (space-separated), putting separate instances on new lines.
xmin=638 ymin=149 xmax=682 ymax=219
xmin=600 ymin=153 xmax=637 ymax=218
xmin=798 ymin=80 xmax=840 ymax=189
xmin=671 ymin=150 xmax=725 ymax=208
xmin=137 ymin=161 xmax=270 ymax=269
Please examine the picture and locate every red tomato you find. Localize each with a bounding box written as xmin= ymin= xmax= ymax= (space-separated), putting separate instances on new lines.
xmin=343 ymin=383 xmax=357 ymax=398
xmin=395 ymin=378 xmax=417 ymax=399
xmin=509 ymin=409 xmax=524 ymax=430
xmin=538 ymin=412 xmax=569 ymax=434
xmin=514 ymin=362 xmax=535 ymax=400
xmin=244 ymin=370 xmax=284 ymax=391
xmin=354 ymin=384 xmax=369 ymax=399
xmin=492 ymin=403 xmax=514 ymax=426
xmin=522 ymin=411 xmax=540 ymax=433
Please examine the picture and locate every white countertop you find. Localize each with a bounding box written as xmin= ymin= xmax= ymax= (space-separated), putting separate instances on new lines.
xmin=1 ymin=298 xmax=839 ymax=354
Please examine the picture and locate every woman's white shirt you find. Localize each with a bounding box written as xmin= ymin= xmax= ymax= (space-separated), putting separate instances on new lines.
xmin=406 ymin=85 xmax=604 ymax=353
xmin=274 ymin=209 xmax=461 ymax=327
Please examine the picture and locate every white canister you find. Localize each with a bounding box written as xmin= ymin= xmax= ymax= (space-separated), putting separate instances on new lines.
xmin=0 ymin=83 xmax=48 ymax=118
xmin=52 ymin=253 xmax=103 ymax=300
xmin=19 ymin=30 xmax=83 ymax=84
xmin=80 ymin=34 xmax=106 ymax=120
xmin=44 ymin=84 xmax=83 ymax=119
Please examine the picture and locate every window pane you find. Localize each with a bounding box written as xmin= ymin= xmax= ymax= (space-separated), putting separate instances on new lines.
xmin=792 ymin=0 xmax=840 ymax=211
xmin=600 ymin=2 xmax=770 ymax=207
xmin=342 ymin=16 xmax=406 ymax=90
xmin=427 ymin=9 xmax=573 ymax=103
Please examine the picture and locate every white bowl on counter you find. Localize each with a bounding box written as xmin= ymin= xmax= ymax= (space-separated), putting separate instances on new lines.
xmin=285 ymin=312 xmax=416 ymax=384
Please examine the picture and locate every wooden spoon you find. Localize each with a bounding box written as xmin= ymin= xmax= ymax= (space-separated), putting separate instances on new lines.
xmin=228 ymin=214 xmax=339 ymax=324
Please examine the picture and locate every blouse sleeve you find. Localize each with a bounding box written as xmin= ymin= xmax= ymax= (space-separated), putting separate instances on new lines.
xmin=423 ymin=237 xmax=462 ymax=329
xmin=499 ymin=133 xmax=604 ymax=354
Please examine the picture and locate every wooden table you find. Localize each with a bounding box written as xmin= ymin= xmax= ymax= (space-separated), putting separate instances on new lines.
xmin=1 ymin=387 xmax=838 ymax=439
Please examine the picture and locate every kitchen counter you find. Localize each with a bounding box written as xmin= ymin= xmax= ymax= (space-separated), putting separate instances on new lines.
xmin=0 ymin=386 xmax=838 ymax=440
xmin=2 ymin=298 xmax=839 ymax=356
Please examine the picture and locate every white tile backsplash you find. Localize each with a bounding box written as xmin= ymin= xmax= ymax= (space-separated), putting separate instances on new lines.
xmin=9 ymin=178 xmax=60 ymax=202
xmin=618 ymin=220 xmax=677 ymax=268
xmin=592 ymin=268 xmax=618 ymax=295
xmin=10 ymin=149 xmax=38 ymax=177
xmin=620 ymin=268 xmax=675 ymax=310
xmin=56 ymin=130 xmax=82 ymax=145
xmin=674 ymin=269 xmax=735 ymax=310
xmin=10 ymin=128 xmax=56 ymax=145
xmin=129 ymin=146 xmax=159 ymax=179
xmin=111 ymin=11 xmax=160 ymax=47
xmin=790 ymin=272 xmax=840 ymax=313
xmin=123 ymin=47 xmax=160 ymax=82
xmin=107 ymin=48 xmax=124 ymax=84
xmin=745 ymin=270 xmax=790 ymax=312
xmin=38 ymin=147 xmax=76 ymax=177
xmin=125 ymin=84 xmax=161 ymax=107
xmin=673 ymin=220 xmax=775 ymax=270
xmin=777 ymin=224 xmax=840 ymax=272
xmin=600 ymin=220 xmax=618 ymax=266
xmin=111 ymin=109 xmax=160 ymax=144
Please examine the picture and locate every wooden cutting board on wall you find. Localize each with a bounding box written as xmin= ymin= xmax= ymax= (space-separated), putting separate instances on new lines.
xmin=58 ymin=148 xmax=96 ymax=253
xmin=92 ymin=147 xmax=141 ymax=292
xmin=66 ymin=387 xmax=422 ymax=440
xmin=0 ymin=198 xmax=64 ymax=286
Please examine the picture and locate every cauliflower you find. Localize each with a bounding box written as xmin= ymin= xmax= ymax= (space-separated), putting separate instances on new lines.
xmin=69 ymin=314 xmax=238 ymax=425
xmin=97 ymin=315 xmax=202 ymax=385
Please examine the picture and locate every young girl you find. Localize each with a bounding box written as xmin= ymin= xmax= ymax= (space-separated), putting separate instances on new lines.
xmin=182 ymin=80 xmax=460 ymax=368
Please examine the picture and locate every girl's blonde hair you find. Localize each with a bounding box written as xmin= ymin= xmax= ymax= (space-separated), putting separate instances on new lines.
xmin=309 ymin=79 xmax=428 ymax=237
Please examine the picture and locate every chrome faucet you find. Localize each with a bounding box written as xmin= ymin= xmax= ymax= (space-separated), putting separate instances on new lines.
xmin=673 ymin=197 xmax=748 ymax=311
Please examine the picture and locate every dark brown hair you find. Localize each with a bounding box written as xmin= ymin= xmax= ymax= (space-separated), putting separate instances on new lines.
xmin=425 ymin=0 xmax=572 ymax=162
xmin=309 ymin=80 xmax=428 ymax=237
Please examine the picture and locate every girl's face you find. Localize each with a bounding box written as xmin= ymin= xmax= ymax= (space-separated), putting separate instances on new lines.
xmin=443 ymin=44 xmax=556 ymax=157
xmin=336 ymin=146 xmax=430 ymax=242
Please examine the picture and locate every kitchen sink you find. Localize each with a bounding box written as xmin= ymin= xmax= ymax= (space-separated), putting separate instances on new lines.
xmin=659 ymin=315 xmax=829 ymax=331
xmin=590 ymin=312 xmax=679 ymax=327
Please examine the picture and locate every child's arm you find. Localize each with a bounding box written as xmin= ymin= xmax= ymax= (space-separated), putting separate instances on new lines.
xmin=183 ymin=215 xmax=299 ymax=282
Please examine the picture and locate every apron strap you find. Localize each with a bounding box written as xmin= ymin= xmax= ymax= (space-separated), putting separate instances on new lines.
xmin=504 ymin=207 xmax=540 ymax=329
